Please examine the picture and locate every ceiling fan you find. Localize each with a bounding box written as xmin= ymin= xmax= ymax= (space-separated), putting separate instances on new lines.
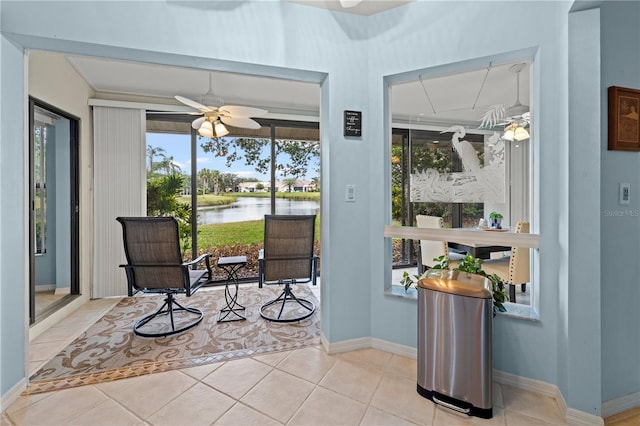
xmin=174 ymin=73 xmax=268 ymax=138
xmin=479 ymin=63 xmax=530 ymax=141
xmin=339 ymin=0 xmax=362 ymax=8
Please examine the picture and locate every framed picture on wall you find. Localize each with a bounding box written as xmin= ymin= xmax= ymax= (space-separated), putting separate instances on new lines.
xmin=609 ymin=86 xmax=640 ymax=151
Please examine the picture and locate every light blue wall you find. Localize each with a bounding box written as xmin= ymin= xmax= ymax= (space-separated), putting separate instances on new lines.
xmin=368 ymin=0 xmax=570 ymax=387
xmin=568 ymin=7 xmax=602 ymax=414
xmin=600 ymin=1 xmax=640 ymax=403
xmin=0 ymin=34 xmax=27 ymax=397
xmin=1 ymin=0 xmax=637 ymax=415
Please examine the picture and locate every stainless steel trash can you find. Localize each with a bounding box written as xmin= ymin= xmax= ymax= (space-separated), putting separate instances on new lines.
xmin=417 ymin=269 xmax=493 ymax=419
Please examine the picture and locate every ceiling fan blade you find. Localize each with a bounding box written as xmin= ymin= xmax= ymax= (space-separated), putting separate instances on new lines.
xmin=191 ymin=116 xmax=206 ymax=130
xmin=220 ymin=116 xmax=262 ymax=130
xmin=218 ymin=105 xmax=268 ymax=118
xmin=175 ymin=95 xmax=212 ymax=113
xmin=340 ymin=0 xmax=362 ymax=8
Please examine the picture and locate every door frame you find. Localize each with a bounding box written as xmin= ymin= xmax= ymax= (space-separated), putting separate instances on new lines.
xmin=29 ymin=97 xmax=81 ymax=325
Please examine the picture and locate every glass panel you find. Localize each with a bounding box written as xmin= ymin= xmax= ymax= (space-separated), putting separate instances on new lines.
xmin=33 ymin=122 xmax=47 ymax=254
xmin=145 ymin=133 xmax=193 ymax=253
xmin=146 ymin=122 xmax=320 ymax=282
xmin=389 ymin=59 xmax=534 ymax=308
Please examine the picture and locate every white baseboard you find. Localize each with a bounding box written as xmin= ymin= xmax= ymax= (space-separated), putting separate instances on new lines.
xmin=321 ymin=336 xmax=604 ymax=426
xmin=35 ymin=284 xmax=56 ymax=293
xmin=321 ymin=334 xmax=417 ymax=358
xmin=370 ymin=337 xmax=417 ymax=359
xmin=493 ymin=369 xmax=604 ymax=426
xmin=321 ymin=334 xmax=370 ymax=355
xmin=0 ymin=377 xmax=27 ymax=413
xmin=602 ymin=392 xmax=640 ymax=418
xmin=54 ymin=287 xmax=71 ymax=296
xmin=565 ymin=408 xmax=604 ymax=426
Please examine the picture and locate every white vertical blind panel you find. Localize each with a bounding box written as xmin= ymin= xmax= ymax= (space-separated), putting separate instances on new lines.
xmin=93 ymin=107 xmax=146 ymax=298
xmin=510 ymin=140 xmax=530 ymax=223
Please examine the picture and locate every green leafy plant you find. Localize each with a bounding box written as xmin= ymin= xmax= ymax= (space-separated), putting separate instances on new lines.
xmin=489 ymin=211 xmax=503 ymax=219
xmin=147 ymin=173 xmax=193 ymax=253
xmin=401 ymin=253 xmax=508 ymax=314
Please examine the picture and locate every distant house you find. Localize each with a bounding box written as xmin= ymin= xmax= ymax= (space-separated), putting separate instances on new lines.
xmin=238 ymin=179 xmax=316 ymax=193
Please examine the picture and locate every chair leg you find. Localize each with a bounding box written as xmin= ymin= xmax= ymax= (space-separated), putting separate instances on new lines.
xmin=260 ymin=282 xmax=315 ymax=323
xmin=509 ymin=284 xmax=516 ymax=303
xmin=133 ymin=293 xmax=203 ymax=338
xmin=521 ymin=283 xmax=527 ymax=293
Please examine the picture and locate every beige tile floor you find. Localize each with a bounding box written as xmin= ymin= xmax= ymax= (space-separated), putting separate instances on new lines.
xmin=34 ymin=290 xmax=68 ymax=315
xmin=2 ymin=296 xmax=574 ymax=426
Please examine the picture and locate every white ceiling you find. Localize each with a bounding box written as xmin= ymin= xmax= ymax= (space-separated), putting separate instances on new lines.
xmin=62 ymin=0 xmax=530 ymax=128
xmin=67 ymin=55 xmax=322 ymax=117
xmin=68 ymin=52 xmax=530 ymax=128
xmin=392 ymin=61 xmax=531 ymax=126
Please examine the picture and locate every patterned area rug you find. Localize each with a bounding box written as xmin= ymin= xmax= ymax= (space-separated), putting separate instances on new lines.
xmin=26 ymin=284 xmax=320 ymax=395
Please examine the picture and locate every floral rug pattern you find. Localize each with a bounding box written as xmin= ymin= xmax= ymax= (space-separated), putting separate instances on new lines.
xmin=26 ymin=285 xmax=320 ymax=394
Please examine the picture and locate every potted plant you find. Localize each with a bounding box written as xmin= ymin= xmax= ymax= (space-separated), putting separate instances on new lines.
xmin=489 ymin=211 xmax=503 ymax=229
xmin=401 ymin=253 xmax=508 ymax=315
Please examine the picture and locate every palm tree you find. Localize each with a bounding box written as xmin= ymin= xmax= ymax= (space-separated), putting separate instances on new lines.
xmin=158 ymin=156 xmax=181 ymax=175
xmin=146 ymin=145 xmax=166 ymax=175
xmin=283 ymin=177 xmax=297 ymax=192
xmin=197 ymin=169 xmax=214 ymax=194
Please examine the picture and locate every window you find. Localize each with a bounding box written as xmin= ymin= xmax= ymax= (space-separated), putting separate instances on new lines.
xmin=33 ymin=112 xmax=50 ymax=254
xmin=389 ymin=58 xmax=535 ymax=311
xmin=146 ymin=115 xmax=320 ymax=283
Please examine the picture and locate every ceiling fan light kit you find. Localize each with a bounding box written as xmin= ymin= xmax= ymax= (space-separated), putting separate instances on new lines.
xmin=503 ymin=122 xmax=530 ymax=142
xmin=174 ymin=73 xmax=267 ymax=139
xmin=214 ymin=120 xmax=230 ymax=137
xmin=198 ymin=120 xmax=214 ymax=138
xmin=478 ymin=62 xmax=531 ymax=142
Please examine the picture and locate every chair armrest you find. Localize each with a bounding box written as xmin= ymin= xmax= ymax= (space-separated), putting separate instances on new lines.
xmin=183 ymin=253 xmax=211 ymax=267
xmin=183 ymin=253 xmax=213 ymax=282
xmin=120 ymin=263 xmax=184 ymax=268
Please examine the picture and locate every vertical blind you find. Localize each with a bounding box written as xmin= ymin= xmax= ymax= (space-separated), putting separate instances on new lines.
xmin=93 ymin=106 xmax=146 ymax=298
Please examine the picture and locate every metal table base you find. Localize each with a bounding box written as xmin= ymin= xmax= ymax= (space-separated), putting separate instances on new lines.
xmin=217 ymin=256 xmax=247 ymax=322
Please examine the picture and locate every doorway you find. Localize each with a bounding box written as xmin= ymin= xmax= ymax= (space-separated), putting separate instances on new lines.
xmin=29 ymin=98 xmax=80 ymax=325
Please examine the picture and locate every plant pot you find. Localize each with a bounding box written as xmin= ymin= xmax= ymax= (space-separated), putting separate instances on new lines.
xmin=490 ymin=218 xmax=502 ymax=229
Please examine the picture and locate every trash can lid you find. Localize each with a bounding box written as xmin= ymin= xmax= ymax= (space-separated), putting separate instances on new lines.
xmin=417 ymin=269 xmax=493 ymax=299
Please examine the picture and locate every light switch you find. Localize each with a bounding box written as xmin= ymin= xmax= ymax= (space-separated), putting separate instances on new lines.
xmin=619 ymin=182 xmax=630 ymax=205
xmin=346 ymin=184 xmax=356 ymax=202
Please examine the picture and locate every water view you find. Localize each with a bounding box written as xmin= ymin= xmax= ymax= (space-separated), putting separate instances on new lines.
xmin=197 ymin=197 xmax=320 ymax=225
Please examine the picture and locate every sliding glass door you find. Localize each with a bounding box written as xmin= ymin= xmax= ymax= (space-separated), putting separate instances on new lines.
xmin=29 ymin=98 xmax=80 ymax=325
xmin=146 ymin=115 xmax=320 ymax=282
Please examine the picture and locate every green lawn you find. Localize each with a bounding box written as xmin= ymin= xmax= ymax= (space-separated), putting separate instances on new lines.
xmin=197 ymin=216 xmax=321 ymax=248
xmin=177 ymin=194 xmax=236 ymax=207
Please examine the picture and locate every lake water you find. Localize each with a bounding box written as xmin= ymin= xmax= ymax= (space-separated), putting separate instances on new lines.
xmin=197 ymin=197 xmax=320 ymax=224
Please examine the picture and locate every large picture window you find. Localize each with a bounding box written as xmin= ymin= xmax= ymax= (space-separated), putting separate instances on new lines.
xmin=146 ymin=115 xmax=320 ymax=283
xmin=389 ymin=58 xmax=535 ymax=310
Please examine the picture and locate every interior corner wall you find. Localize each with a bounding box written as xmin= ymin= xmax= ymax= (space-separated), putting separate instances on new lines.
xmin=0 ymin=34 xmax=27 ymax=397
xmin=600 ymin=1 xmax=640 ymax=404
xmin=568 ymin=6 xmax=602 ymax=415
xmin=367 ymin=0 xmax=570 ymax=388
xmin=28 ymin=50 xmax=94 ymax=308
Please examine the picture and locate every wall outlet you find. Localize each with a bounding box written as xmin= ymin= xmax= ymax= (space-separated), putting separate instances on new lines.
xmin=619 ymin=182 xmax=630 ymax=205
